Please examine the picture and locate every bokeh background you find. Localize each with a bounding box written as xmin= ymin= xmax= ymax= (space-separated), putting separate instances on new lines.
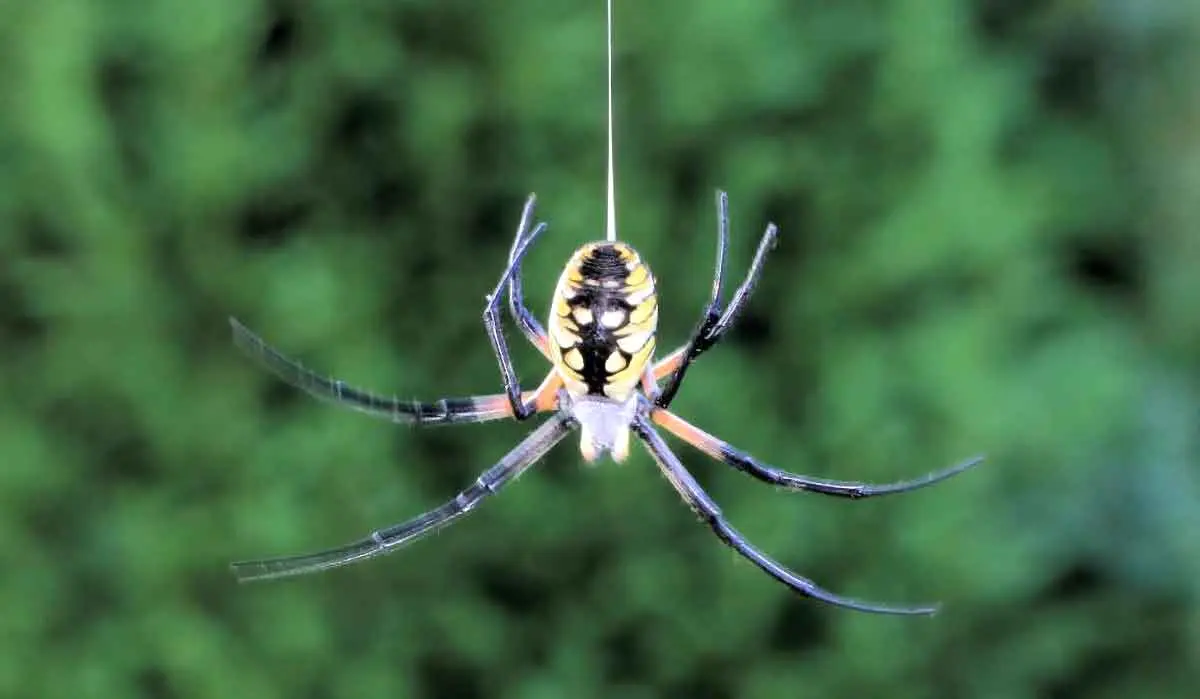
xmin=2 ymin=0 xmax=1198 ymax=697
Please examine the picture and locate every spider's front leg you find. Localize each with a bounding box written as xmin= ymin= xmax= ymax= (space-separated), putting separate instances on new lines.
xmin=655 ymin=190 xmax=778 ymax=408
xmin=505 ymin=194 xmax=553 ymax=360
xmin=485 ymin=207 xmax=551 ymax=420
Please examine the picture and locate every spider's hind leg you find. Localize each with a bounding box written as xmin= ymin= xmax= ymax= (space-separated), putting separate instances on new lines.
xmin=631 ymin=414 xmax=941 ymax=615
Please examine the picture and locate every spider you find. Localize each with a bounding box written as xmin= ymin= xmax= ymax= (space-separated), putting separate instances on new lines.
xmin=228 ymin=0 xmax=983 ymax=615
xmin=228 ymin=190 xmax=984 ymax=615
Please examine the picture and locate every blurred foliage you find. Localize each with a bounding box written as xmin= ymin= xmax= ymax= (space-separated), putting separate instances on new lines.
xmin=1 ymin=0 xmax=1198 ymax=697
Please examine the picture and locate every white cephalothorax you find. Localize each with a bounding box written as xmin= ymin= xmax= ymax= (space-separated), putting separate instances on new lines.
xmin=563 ymin=393 xmax=639 ymax=463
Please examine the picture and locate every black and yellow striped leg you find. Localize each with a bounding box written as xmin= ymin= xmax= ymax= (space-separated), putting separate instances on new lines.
xmin=631 ymin=414 xmax=939 ymax=615
xmin=656 ymin=190 xmax=778 ymax=408
xmin=505 ymin=194 xmax=552 ymax=359
xmin=231 ymin=412 xmax=577 ymax=582
xmin=651 ymin=407 xmax=986 ymax=498
xmin=229 ymin=317 xmax=526 ymax=425
xmin=485 ymin=213 xmax=549 ymax=420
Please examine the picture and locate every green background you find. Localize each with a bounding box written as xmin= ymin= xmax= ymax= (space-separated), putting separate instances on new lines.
xmin=2 ymin=1 xmax=1198 ymax=697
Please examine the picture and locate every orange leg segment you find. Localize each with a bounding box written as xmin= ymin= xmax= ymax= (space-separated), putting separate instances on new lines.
xmin=649 ymin=406 xmax=725 ymax=460
xmin=651 ymin=346 xmax=686 ymax=381
xmin=472 ymin=369 xmax=563 ymax=418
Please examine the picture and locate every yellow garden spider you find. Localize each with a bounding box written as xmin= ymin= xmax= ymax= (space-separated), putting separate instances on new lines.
xmin=228 ymin=1 xmax=983 ymax=615
xmin=229 ymin=190 xmax=983 ymax=614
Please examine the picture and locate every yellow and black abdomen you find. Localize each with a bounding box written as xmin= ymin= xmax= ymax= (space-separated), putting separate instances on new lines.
xmin=548 ymin=242 xmax=659 ymax=402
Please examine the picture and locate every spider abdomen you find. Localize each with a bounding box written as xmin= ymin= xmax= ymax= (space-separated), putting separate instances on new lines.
xmin=548 ymin=241 xmax=659 ymax=401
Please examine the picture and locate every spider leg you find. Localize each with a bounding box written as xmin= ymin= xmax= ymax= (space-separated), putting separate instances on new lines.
xmin=631 ymin=415 xmax=939 ymax=615
xmin=231 ymin=412 xmax=577 ymax=582
xmin=650 ymin=346 xmax=685 ymax=382
xmin=230 ymin=318 xmax=562 ymax=425
xmin=652 ymin=407 xmax=985 ymax=498
xmin=656 ymin=190 xmax=778 ymax=408
xmin=486 ymin=214 xmax=550 ymax=420
xmin=505 ymin=194 xmax=552 ymax=360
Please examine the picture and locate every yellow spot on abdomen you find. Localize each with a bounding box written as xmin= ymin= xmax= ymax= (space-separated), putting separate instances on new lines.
xmin=625 ymin=263 xmax=648 ymax=287
xmin=616 ymin=331 xmax=652 ymax=355
xmin=555 ymin=295 xmax=572 ymax=317
xmin=605 ymin=337 xmax=656 ymax=399
xmin=629 ymin=298 xmax=657 ymax=326
xmin=551 ymin=322 xmax=580 ymax=348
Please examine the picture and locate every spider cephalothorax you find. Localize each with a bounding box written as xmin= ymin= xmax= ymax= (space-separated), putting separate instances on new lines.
xmin=228 ymin=192 xmax=985 ymax=615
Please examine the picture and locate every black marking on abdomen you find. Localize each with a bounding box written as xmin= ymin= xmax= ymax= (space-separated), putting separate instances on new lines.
xmin=579 ymin=245 xmax=630 ymax=283
xmin=569 ymin=290 xmax=633 ymax=396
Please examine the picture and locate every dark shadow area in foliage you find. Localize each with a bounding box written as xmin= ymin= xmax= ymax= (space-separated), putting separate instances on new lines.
xmin=96 ymin=53 xmax=151 ymax=181
xmin=664 ymin=657 xmax=738 ymax=699
xmin=237 ymin=191 xmax=313 ymax=248
xmin=418 ymin=653 xmax=484 ymax=699
xmin=320 ymin=93 xmax=420 ymax=224
xmin=768 ymin=592 xmax=830 ymax=654
xmin=601 ymin=617 xmax=656 ymax=683
xmin=135 ymin=667 xmax=175 ymax=699
xmin=974 ymin=0 xmax=1044 ymax=41
xmin=1061 ymin=231 xmax=1142 ymax=304
xmin=256 ymin=2 xmax=300 ymax=67
xmin=1039 ymin=560 xmax=1107 ymax=604
xmin=1038 ymin=32 xmax=1106 ymax=116
xmin=0 ymin=274 xmax=45 ymax=345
